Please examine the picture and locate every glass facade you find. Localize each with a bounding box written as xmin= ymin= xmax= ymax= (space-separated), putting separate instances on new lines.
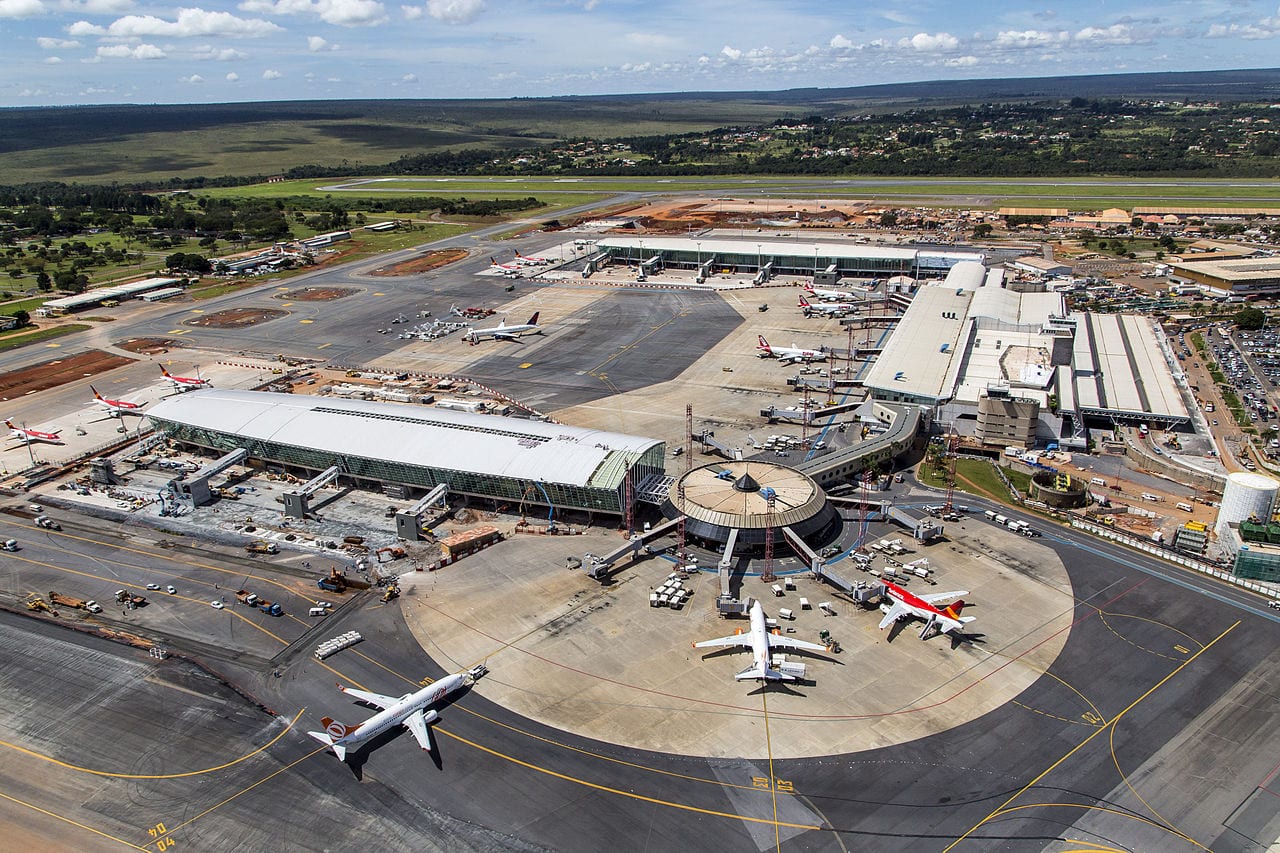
xmin=152 ymin=418 xmax=666 ymax=516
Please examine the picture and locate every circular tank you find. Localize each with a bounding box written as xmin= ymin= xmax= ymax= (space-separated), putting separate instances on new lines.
xmin=1029 ymin=471 xmax=1089 ymax=509
xmin=1218 ymin=471 xmax=1280 ymax=527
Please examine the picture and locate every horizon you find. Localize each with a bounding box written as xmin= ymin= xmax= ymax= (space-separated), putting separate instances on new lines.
xmin=4 ymin=0 xmax=1280 ymax=108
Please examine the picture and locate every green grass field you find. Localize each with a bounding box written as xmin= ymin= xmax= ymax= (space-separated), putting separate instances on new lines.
xmin=0 ymin=324 xmax=91 ymax=352
xmin=917 ymin=458 xmax=1020 ymax=503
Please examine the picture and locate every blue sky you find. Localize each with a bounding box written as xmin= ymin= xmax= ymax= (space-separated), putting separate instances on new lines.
xmin=2 ymin=0 xmax=1279 ymax=106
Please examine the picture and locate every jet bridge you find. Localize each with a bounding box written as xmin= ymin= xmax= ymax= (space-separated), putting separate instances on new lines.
xmin=695 ymin=429 xmax=743 ymax=461
xmin=695 ymin=256 xmax=716 ymax=283
xmin=753 ymin=261 xmax=774 ymax=285
xmin=715 ymin=528 xmax=751 ymax=616
xmin=581 ymin=251 xmax=610 ymax=279
xmin=283 ymin=464 xmax=343 ymax=519
xmin=584 ymin=516 xmax=683 ymax=581
xmin=394 ymin=483 xmax=450 ymax=541
xmin=171 ymin=447 xmax=248 ymax=506
xmin=640 ymin=252 xmax=663 ymax=276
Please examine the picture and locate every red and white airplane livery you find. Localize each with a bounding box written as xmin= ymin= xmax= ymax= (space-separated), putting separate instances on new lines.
xmin=160 ymin=365 xmax=210 ymax=391
xmin=878 ymin=580 xmax=976 ymax=639
xmin=5 ymin=419 xmax=63 ymax=446
xmin=91 ymin=385 xmax=144 ymax=416
xmin=756 ymin=335 xmax=827 ymax=364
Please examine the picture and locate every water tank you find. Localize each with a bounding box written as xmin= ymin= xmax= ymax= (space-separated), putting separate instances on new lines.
xmin=1218 ymin=471 xmax=1280 ymax=529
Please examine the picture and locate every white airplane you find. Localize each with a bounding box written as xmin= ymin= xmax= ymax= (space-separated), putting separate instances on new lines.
xmin=878 ymin=580 xmax=975 ymax=639
xmin=5 ymin=419 xmax=63 ymax=446
xmin=463 ymin=312 xmax=541 ymax=343
xmin=159 ymin=365 xmax=210 ymax=391
xmin=694 ymin=600 xmax=827 ymax=681
xmin=91 ymin=385 xmax=144 ymax=417
xmin=489 ymin=257 xmax=521 ymax=276
xmin=308 ymin=664 xmax=487 ymax=762
xmin=514 ymin=252 xmax=551 ymax=266
xmin=798 ymin=294 xmax=854 ymax=318
xmin=803 ymin=283 xmax=856 ymax=302
xmin=756 ymin=335 xmax=827 ymax=364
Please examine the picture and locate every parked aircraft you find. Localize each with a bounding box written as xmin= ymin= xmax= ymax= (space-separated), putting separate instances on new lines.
xmin=756 ymin=335 xmax=827 ymax=364
xmin=798 ymin=295 xmax=854 ymax=318
xmin=90 ymin=385 xmax=144 ymax=416
xmin=693 ymin=600 xmax=827 ymax=681
xmin=514 ymin=252 xmax=551 ymax=266
xmin=803 ymin=283 xmax=856 ymax=302
xmin=489 ymin=258 xmax=521 ymax=276
xmin=308 ymin=664 xmax=488 ymax=761
xmin=159 ymin=365 xmax=210 ymax=391
xmin=463 ymin=312 xmax=541 ymax=343
xmin=5 ymin=419 xmax=63 ymax=445
xmin=878 ymin=580 xmax=975 ymax=639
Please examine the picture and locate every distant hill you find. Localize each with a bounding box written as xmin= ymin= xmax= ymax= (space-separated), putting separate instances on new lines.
xmin=2 ymin=67 xmax=1278 ymax=184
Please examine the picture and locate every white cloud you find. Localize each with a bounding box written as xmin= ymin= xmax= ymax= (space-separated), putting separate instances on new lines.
xmin=945 ymin=55 xmax=978 ymax=67
xmin=262 ymin=67 xmax=282 ymax=78
xmin=239 ymin=0 xmax=385 ymax=27
xmin=225 ymin=71 xmax=238 ymax=80
xmin=308 ymin=35 xmax=338 ymax=50
xmin=59 ymin=0 xmax=133 ymax=12
xmin=994 ymin=29 xmax=1068 ymax=49
xmin=400 ymin=3 xmax=419 ymax=17
xmin=77 ymin=8 xmax=281 ymax=39
xmin=720 ymin=44 xmax=742 ymax=60
xmin=179 ymin=73 xmax=203 ymax=82
xmin=190 ymin=44 xmax=247 ymax=60
xmin=97 ymin=42 xmax=166 ymax=59
xmin=829 ymin=33 xmax=853 ymax=50
xmin=43 ymin=55 xmax=63 ymax=63
xmin=1207 ymin=18 xmax=1280 ymax=40
xmin=0 ymin=0 xmax=44 ymax=19
xmin=402 ymin=72 xmax=417 ymax=81
xmin=426 ymin=0 xmax=482 ymax=24
xmin=1074 ymin=24 xmax=1135 ymax=45
xmin=37 ymin=36 xmax=80 ymax=48
xmin=582 ymin=0 xmax=596 ymax=9
xmin=899 ymin=32 xmax=959 ymax=51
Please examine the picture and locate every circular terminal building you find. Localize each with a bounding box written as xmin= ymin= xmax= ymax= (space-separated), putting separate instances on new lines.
xmin=661 ymin=460 xmax=839 ymax=552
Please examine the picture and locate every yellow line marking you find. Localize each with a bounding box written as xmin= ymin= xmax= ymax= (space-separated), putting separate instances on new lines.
xmin=943 ymin=620 xmax=1240 ymax=851
xmin=164 ymin=745 xmax=328 ymax=836
xmin=1109 ymin=717 xmax=1209 ymax=850
xmin=0 ymin=789 xmax=148 ymax=851
xmin=45 ymin=343 xmax=61 ymax=348
xmin=0 ymin=710 xmax=303 ymax=779
xmin=437 ymin=727 xmax=822 ymax=831
xmin=1096 ymin=612 xmax=1205 ymax=661
xmin=317 ymin=343 xmax=331 ymax=350
xmin=299 ymin=319 xmax=313 ymax=324
xmin=994 ymin=803 xmax=1205 ymax=846
xmin=762 ymin=690 xmax=781 ymax=852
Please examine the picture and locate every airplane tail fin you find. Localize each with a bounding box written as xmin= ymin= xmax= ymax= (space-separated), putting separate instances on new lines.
xmin=159 ymin=365 xmax=172 ymax=377
xmin=798 ymin=295 xmax=810 ymax=306
xmin=90 ymin=385 xmax=103 ymax=399
xmin=944 ymin=600 xmax=966 ymax=619
xmin=4 ymin=419 xmax=14 ymax=429
xmin=306 ymin=729 xmax=348 ymax=761
xmin=757 ymin=335 xmax=770 ymax=351
xmin=527 ymin=312 xmax=539 ymax=326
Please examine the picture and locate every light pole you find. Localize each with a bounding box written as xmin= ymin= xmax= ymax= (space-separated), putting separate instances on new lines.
xmin=696 ymin=241 xmax=702 ymax=273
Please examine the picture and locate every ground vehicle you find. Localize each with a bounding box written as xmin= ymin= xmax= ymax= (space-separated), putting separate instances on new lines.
xmin=114 ymin=589 xmax=147 ymax=608
xmin=2 ymin=539 xmax=18 ymax=551
xmin=210 ymin=600 xmax=225 ymax=609
xmin=34 ymin=516 xmax=60 ymax=530
xmin=257 ymin=600 xmax=284 ymax=616
xmin=246 ymin=540 xmax=279 ymax=555
xmin=146 ymin=583 xmax=161 ymax=590
xmin=49 ymin=592 xmax=102 ymax=613
xmin=166 ymin=585 xmax=177 ymax=595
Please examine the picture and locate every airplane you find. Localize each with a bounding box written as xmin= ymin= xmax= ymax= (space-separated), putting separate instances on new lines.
xmin=756 ymin=335 xmax=827 ymax=364
xmin=489 ymin=257 xmax=521 ymax=276
xmin=803 ymin=283 xmax=856 ymax=302
xmin=514 ymin=252 xmax=551 ymax=266
xmin=5 ymin=419 xmax=63 ymax=445
xmin=90 ymin=385 xmax=144 ymax=417
xmin=798 ymin=295 xmax=854 ymax=318
xmin=693 ymin=600 xmax=827 ymax=681
xmin=463 ymin=312 xmax=541 ymax=344
xmin=877 ymin=580 xmax=975 ymax=639
xmin=159 ymin=365 xmax=211 ymax=391
xmin=307 ymin=664 xmax=488 ymax=762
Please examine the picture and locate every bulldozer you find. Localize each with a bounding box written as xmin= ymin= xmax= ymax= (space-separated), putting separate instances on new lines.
xmin=381 ymin=583 xmax=400 ymax=603
xmin=26 ymin=594 xmax=58 ymax=616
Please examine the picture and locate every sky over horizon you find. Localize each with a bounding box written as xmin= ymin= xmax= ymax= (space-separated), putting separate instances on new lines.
xmin=2 ymin=0 xmax=1280 ymax=107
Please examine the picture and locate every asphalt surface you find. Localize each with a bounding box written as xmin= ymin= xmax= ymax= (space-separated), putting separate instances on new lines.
xmin=3 ymin=495 xmax=1280 ymax=851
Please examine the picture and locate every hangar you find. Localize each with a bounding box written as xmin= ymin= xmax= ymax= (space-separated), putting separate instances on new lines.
xmin=145 ymin=390 xmax=665 ymax=516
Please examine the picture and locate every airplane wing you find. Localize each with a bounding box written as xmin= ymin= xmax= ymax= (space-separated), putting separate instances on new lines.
xmin=878 ymin=601 xmax=910 ymax=630
xmin=919 ymin=590 xmax=968 ymax=605
xmin=778 ymin=355 xmax=800 ymax=364
xmin=403 ymin=709 xmax=434 ymax=753
xmin=768 ymin=634 xmax=828 ymax=654
xmin=339 ymin=685 xmax=398 ymax=709
xmin=492 ymin=331 xmax=517 ymax=341
xmin=694 ymin=635 xmax=752 ymax=650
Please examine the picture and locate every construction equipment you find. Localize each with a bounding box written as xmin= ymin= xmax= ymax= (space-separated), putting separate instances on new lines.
xmin=245 ymin=540 xmax=279 ymax=555
xmin=375 ymin=546 xmax=406 ymax=563
xmin=49 ymin=591 xmax=102 ymax=613
xmin=26 ymin=594 xmax=58 ymax=616
xmin=316 ymin=566 xmax=370 ymax=593
xmin=34 ymin=516 xmax=61 ymax=530
xmin=818 ymin=629 xmax=842 ymax=654
xmin=382 ymin=583 xmax=400 ymax=602
xmin=114 ymin=589 xmax=147 ymax=608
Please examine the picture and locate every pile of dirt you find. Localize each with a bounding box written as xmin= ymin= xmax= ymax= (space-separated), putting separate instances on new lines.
xmin=186 ymin=308 xmax=288 ymax=329
xmin=0 ymin=350 xmax=134 ymax=398
xmin=276 ymin=287 xmax=356 ymax=301
xmin=369 ymin=248 xmax=469 ymax=276
xmin=117 ymin=337 xmax=185 ymax=355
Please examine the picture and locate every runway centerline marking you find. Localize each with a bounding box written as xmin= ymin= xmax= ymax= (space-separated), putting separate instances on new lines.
xmin=943 ymin=619 xmax=1240 ymax=851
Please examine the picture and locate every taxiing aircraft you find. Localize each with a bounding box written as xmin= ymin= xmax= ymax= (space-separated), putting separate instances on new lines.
xmin=798 ymin=295 xmax=855 ymax=318
xmin=463 ymin=312 xmax=541 ymax=343
xmin=756 ymin=335 xmax=827 ymax=364
xmin=91 ymin=385 xmax=144 ymax=416
xmin=5 ymin=419 xmax=63 ymax=446
xmin=803 ymin=283 xmax=856 ymax=302
xmin=159 ymin=365 xmax=210 ymax=391
xmin=308 ymin=664 xmax=488 ymax=762
xmin=694 ymin=600 xmax=827 ymax=681
xmin=878 ymin=580 xmax=975 ymax=639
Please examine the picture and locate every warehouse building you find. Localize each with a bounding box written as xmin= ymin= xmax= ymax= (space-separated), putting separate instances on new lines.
xmin=145 ymin=390 xmax=665 ymax=516
xmin=1168 ymin=257 xmax=1280 ymax=298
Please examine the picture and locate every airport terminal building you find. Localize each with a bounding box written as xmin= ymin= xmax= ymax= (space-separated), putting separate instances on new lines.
xmin=145 ymin=390 xmax=665 ymax=515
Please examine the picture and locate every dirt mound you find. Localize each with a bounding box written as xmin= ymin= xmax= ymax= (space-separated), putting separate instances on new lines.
xmin=0 ymin=350 xmax=134 ymax=398
xmin=277 ymin=287 xmax=356 ymax=301
xmin=187 ymin=308 xmax=288 ymax=329
xmin=369 ymin=248 xmax=468 ymax=276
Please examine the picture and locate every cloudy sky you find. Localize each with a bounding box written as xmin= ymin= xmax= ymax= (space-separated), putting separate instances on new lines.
xmin=2 ymin=0 xmax=1279 ymax=106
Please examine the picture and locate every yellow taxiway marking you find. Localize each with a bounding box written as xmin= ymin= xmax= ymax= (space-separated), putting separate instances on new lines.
xmin=280 ymin=302 xmax=293 ymax=307
xmin=943 ymin=620 xmax=1239 ymax=851
xmin=995 ymin=803 xmax=1207 ymax=848
xmin=762 ymin=691 xmax=782 ymax=853
xmin=317 ymin=343 xmax=331 ymax=350
xmin=0 ymin=710 xmax=303 ymax=780
xmin=298 ymin=319 xmax=313 ymax=324
xmin=45 ymin=343 xmax=61 ymax=348
xmin=372 ymin=292 xmax=386 ymax=296
xmin=519 ymin=362 xmax=533 ymax=369
xmin=0 ymin=789 xmax=148 ymax=851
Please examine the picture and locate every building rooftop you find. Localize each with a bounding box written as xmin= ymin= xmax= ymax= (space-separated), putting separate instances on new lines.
xmin=145 ymin=390 xmax=662 ymax=490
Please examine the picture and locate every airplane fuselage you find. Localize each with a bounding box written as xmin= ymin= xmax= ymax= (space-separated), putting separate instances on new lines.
xmin=328 ymin=672 xmax=466 ymax=754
